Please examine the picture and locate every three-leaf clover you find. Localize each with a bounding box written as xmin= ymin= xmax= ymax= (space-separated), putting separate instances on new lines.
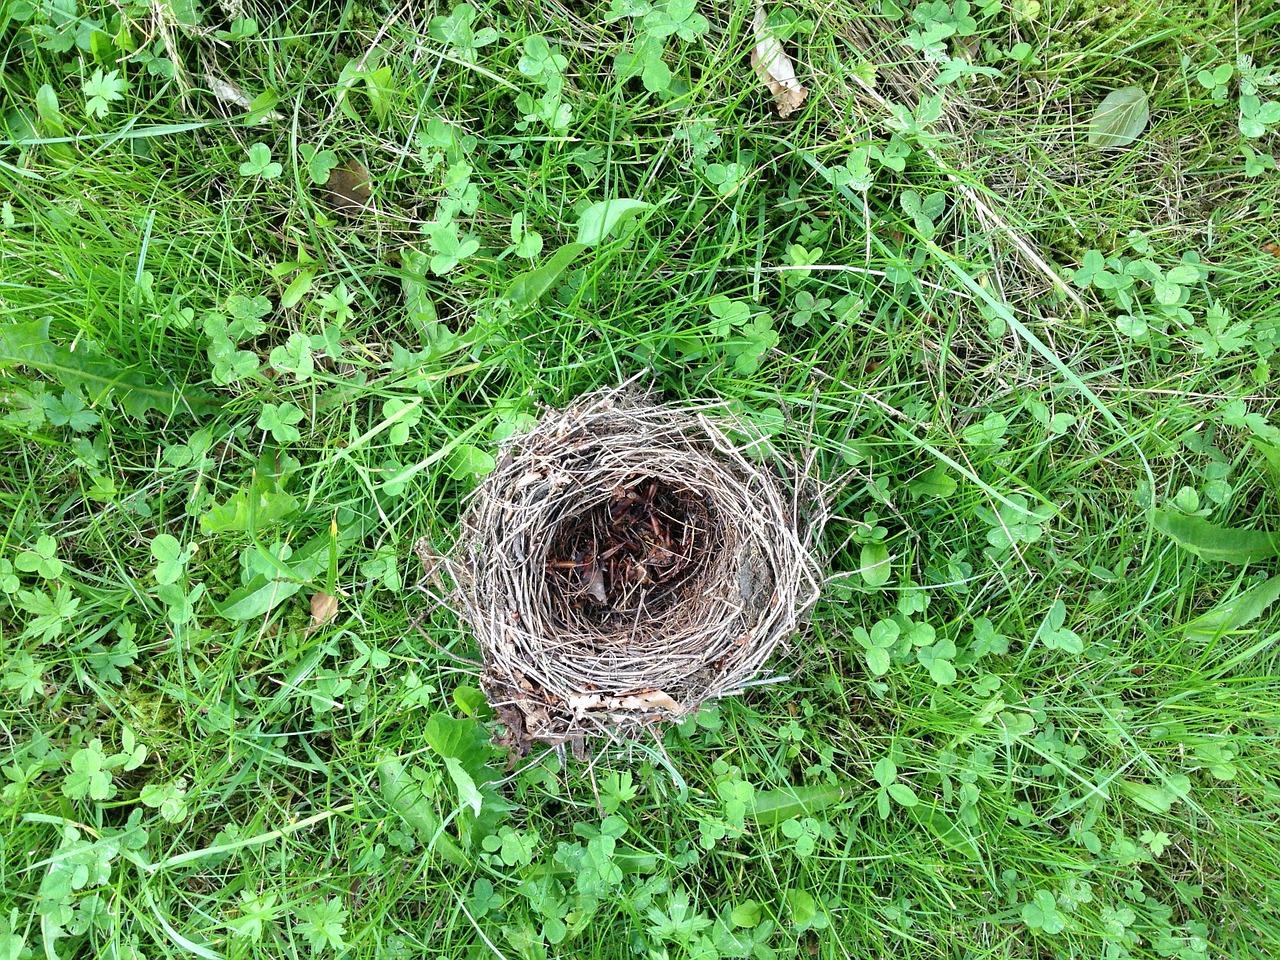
xmin=518 ymin=36 xmax=568 ymax=90
xmin=830 ymin=148 xmax=874 ymax=192
xmin=381 ymin=398 xmax=422 ymax=445
xmin=240 ymin=143 xmax=283 ymax=179
xmin=916 ymin=638 xmax=958 ymax=684
xmin=208 ymin=338 xmax=262 ymax=385
xmin=269 ymin=333 xmax=314 ymax=381
xmin=83 ymin=69 xmax=126 ymax=119
xmin=427 ymin=223 xmax=481 ymax=274
xmin=257 ymin=402 xmax=306 ymax=442
xmin=1021 ymin=890 xmax=1065 ymax=935
xmin=224 ymin=293 xmax=272 ymax=338
xmin=977 ymin=493 xmax=1054 ymax=556
xmin=790 ymin=291 xmax=833 ymax=327
xmin=703 ymin=161 xmax=747 ymax=197
xmin=482 ymin=826 xmax=539 ymax=866
xmin=301 ymin=145 xmax=341 ymax=185
xmin=16 ymin=535 xmax=63 ymax=579
xmin=140 ymin=778 xmax=189 ymax=822
xmin=900 ymin=189 xmax=946 ymax=238
xmin=706 ymin=294 xmax=753 ymax=336
xmin=428 ymin=4 xmax=498 ymax=60
xmin=970 ymin=617 xmax=1010 ymax=658
xmin=870 ymin=138 xmax=911 ymax=172
xmin=132 ymin=41 xmax=175 ymax=78
xmin=64 ymin=742 xmax=113 ymax=800
xmin=467 ymin=878 xmax=503 ymax=917
xmin=1036 ymin=599 xmax=1083 ymax=654
xmin=151 ymin=533 xmax=194 ymax=584
xmin=644 ymin=0 xmax=709 ymax=42
xmin=780 ymin=817 xmax=824 ymax=856
xmin=853 ymin=619 xmax=900 ymax=676
xmin=614 ymin=34 xmax=671 ymax=93
xmin=1195 ymin=62 xmax=1234 ymax=102
xmin=872 ymin=755 xmax=919 ymax=814
xmin=607 ymin=0 xmax=652 ymax=20
xmin=962 ymin=411 xmax=1009 ymax=446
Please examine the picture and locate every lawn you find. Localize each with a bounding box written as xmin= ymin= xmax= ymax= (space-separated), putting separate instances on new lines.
xmin=3 ymin=0 xmax=1280 ymax=957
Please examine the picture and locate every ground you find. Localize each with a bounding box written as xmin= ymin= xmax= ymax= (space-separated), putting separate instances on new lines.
xmin=2 ymin=0 xmax=1280 ymax=958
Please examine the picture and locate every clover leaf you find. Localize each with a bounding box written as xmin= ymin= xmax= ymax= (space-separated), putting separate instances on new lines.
xmin=257 ymin=402 xmax=306 ymax=443
xmin=239 ymin=143 xmax=283 ymax=179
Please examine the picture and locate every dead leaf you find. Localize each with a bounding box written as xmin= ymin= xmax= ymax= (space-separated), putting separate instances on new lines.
xmin=750 ymin=3 xmax=807 ymax=118
xmin=584 ymin=566 xmax=608 ymax=604
xmin=566 ymin=693 xmax=606 ymax=715
xmin=323 ymin=158 xmax=373 ymax=216
xmin=618 ymin=690 xmax=684 ymax=714
xmin=204 ymin=73 xmax=284 ymax=120
xmin=307 ymin=592 xmax=340 ymax=634
xmin=567 ymin=689 xmax=685 ymax=716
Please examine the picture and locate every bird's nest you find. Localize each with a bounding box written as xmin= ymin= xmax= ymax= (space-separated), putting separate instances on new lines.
xmin=420 ymin=387 xmax=825 ymax=751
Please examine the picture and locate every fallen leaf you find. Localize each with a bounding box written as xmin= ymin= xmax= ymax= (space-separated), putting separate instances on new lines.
xmin=566 ymin=690 xmax=684 ymax=715
xmin=308 ymin=592 xmax=340 ymax=634
xmin=1087 ymin=85 xmax=1150 ymax=150
xmin=750 ymin=3 xmax=807 ymax=118
xmin=618 ymin=690 xmax=684 ymax=714
xmin=204 ymin=73 xmax=284 ymax=120
xmin=566 ymin=693 xmax=606 ymax=715
xmin=322 ymin=158 xmax=374 ymax=215
xmin=585 ymin=566 xmax=608 ymax=604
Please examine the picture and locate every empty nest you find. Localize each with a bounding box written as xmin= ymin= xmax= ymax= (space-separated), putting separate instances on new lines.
xmin=428 ymin=387 xmax=825 ymax=749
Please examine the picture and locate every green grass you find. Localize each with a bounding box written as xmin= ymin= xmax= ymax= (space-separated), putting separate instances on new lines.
xmin=3 ymin=0 xmax=1280 ymax=957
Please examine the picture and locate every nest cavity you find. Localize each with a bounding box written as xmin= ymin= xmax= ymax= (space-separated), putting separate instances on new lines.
xmin=435 ymin=387 xmax=824 ymax=748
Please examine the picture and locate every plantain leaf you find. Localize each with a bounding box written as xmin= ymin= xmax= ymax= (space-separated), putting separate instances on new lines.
xmin=212 ymin=515 xmax=363 ymax=621
xmin=0 ymin=319 xmax=216 ymax=419
xmin=1184 ymin=573 xmax=1280 ymax=638
xmin=376 ymin=756 xmax=468 ymax=866
xmin=504 ymin=242 xmax=586 ymax=308
xmin=1088 ymin=86 xmax=1150 ymax=150
xmin=1117 ymin=775 xmax=1190 ymax=814
xmin=200 ymin=473 xmax=299 ymax=535
xmin=1154 ymin=510 xmax=1279 ymax=565
xmin=746 ymin=782 xmax=853 ymax=825
xmin=906 ymin=803 xmax=979 ymax=860
xmin=575 ymin=198 xmax=652 ymax=246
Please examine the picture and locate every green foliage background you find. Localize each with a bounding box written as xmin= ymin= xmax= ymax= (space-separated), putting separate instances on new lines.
xmin=2 ymin=0 xmax=1280 ymax=958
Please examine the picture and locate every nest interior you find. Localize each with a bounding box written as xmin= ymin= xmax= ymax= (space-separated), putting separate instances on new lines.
xmin=544 ymin=475 xmax=714 ymax=625
xmin=440 ymin=389 xmax=824 ymax=746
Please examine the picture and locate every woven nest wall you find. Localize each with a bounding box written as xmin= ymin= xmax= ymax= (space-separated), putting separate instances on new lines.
xmin=426 ymin=387 xmax=825 ymax=749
